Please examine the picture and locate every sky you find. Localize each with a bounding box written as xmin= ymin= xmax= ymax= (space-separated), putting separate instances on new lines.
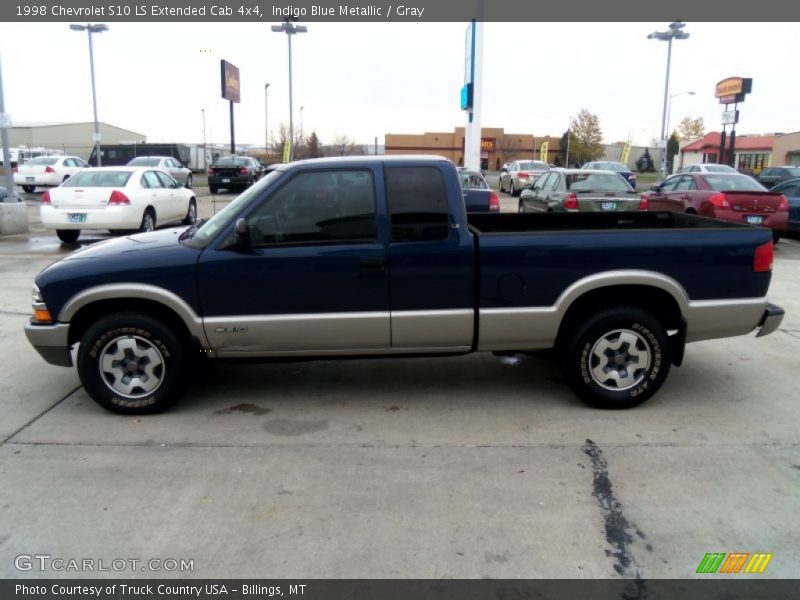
xmin=0 ymin=21 xmax=797 ymax=149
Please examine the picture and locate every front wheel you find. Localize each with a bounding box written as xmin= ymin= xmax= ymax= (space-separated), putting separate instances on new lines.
xmin=561 ymin=307 xmax=670 ymax=409
xmin=77 ymin=312 xmax=188 ymax=414
xmin=185 ymin=174 xmax=192 ymax=189
xmin=56 ymin=229 xmax=80 ymax=243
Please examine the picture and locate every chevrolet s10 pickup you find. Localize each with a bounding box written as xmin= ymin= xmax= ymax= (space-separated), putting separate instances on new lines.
xmin=25 ymin=156 xmax=784 ymax=414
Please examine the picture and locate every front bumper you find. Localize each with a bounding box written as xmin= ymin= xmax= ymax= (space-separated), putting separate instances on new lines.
xmin=756 ymin=303 xmax=785 ymax=337
xmin=24 ymin=322 xmax=73 ymax=366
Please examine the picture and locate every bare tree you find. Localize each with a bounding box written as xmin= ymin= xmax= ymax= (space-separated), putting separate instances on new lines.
xmin=495 ymin=135 xmax=527 ymax=166
xmin=326 ymin=135 xmax=355 ymax=157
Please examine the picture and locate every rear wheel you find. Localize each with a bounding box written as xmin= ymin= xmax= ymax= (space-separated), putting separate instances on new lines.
xmin=560 ymin=307 xmax=670 ymax=409
xmin=77 ymin=312 xmax=188 ymax=414
xmin=139 ymin=209 xmax=156 ymax=233
xmin=182 ymin=199 xmax=197 ymax=225
xmin=56 ymin=229 xmax=80 ymax=243
xmin=772 ymin=232 xmax=782 ymax=245
xmin=185 ymin=174 xmax=193 ymax=189
xmin=22 ymin=185 xmax=35 ymax=193
xmin=209 ymin=185 xmax=218 ymax=194
xmin=518 ymin=200 xmax=525 ymax=213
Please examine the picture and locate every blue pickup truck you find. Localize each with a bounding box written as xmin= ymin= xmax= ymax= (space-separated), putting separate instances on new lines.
xmin=25 ymin=156 xmax=784 ymax=414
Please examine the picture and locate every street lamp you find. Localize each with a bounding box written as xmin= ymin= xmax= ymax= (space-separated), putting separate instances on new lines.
xmin=665 ymin=91 xmax=694 ymax=174
xmin=264 ymin=83 xmax=270 ymax=155
xmin=648 ymin=21 xmax=689 ymax=178
xmin=201 ymin=108 xmax=207 ymax=171
xmin=271 ymin=18 xmax=307 ymax=162
xmin=70 ymin=23 xmax=108 ymax=166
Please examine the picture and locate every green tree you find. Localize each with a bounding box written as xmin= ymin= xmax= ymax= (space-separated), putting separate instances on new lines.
xmin=677 ymin=116 xmax=705 ymax=141
xmin=567 ymin=109 xmax=604 ymax=165
xmin=666 ymin=131 xmax=680 ymax=174
xmin=305 ymin=132 xmax=322 ymax=158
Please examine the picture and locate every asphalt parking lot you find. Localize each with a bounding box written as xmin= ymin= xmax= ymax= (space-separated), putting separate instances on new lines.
xmin=0 ymin=187 xmax=799 ymax=579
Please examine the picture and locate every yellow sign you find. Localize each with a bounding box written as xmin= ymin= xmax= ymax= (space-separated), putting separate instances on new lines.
xmin=620 ymin=140 xmax=632 ymax=165
xmin=282 ymin=140 xmax=291 ymax=163
xmin=715 ymin=77 xmax=751 ymax=99
xmin=539 ymin=141 xmax=549 ymax=162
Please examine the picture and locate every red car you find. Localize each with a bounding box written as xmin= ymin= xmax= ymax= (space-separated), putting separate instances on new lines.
xmin=646 ymin=173 xmax=789 ymax=243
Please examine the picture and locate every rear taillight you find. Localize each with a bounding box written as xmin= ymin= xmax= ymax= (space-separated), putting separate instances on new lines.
xmin=753 ymin=241 xmax=774 ymax=272
xmin=564 ymin=193 xmax=578 ymax=210
xmin=44 ymin=166 xmax=55 ymax=173
xmin=240 ymin=167 xmax=248 ymax=175
xmin=489 ymin=191 xmax=500 ymax=212
xmin=518 ymin=172 xmax=529 ymax=179
xmin=708 ymin=193 xmax=731 ymax=209
xmin=639 ymin=194 xmax=648 ymax=211
xmin=108 ymin=190 xmax=130 ymax=205
xmin=41 ymin=191 xmax=51 ymax=205
xmin=777 ymin=194 xmax=788 ymax=211
xmin=208 ymin=167 xmax=215 ymax=176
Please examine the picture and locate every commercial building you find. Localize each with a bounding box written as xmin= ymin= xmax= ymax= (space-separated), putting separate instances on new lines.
xmin=6 ymin=122 xmax=146 ymax=160
xmin=770 ymin=131 xmax=800 ymax=167
xmin=678 ymin=132 xmax=775 ymax=174
xmin=385 ymin=127 xmax=561 ymax=170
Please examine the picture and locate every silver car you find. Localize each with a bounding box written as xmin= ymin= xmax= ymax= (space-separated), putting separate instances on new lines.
xmin=499 ymin=160 xmax=549 ymax=196
xmin=127 ymin=156 xmax=193 ymax=188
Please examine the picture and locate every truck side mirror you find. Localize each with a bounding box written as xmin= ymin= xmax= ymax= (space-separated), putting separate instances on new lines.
xmin=233 ymin=218 xmax=251 ymax=247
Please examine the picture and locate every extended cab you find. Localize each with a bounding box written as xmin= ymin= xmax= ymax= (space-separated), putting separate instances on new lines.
xmin=25 ymin=156 xmax=785 ymax=414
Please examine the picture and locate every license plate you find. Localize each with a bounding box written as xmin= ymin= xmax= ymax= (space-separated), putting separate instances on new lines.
xmin=69 ymin=213 xmax=86 ymax=223
xmin=746 ymin=215 xmax=763 ymax=225
xmin=222 ymin=178 xmax=230 ymax=183
xmin=601 ymin=201 xmax=617 ymax=211
xmin=26 ymin=176 xmax=34 ymax=182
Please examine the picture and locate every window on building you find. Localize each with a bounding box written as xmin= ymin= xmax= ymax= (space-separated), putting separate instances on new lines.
xmin=737 ymin=153 xmax=769 ymax=174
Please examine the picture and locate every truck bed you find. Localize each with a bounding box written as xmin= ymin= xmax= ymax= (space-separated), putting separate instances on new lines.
xmin=468 ymin=210 xmax=748 ymax=233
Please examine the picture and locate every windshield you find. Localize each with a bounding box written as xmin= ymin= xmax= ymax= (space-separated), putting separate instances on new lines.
xmin=214 ymin=157 xmax=250 ymax=167
xmin=190 ymin=169 xmax=284 ymax=245
xmin=128 ymin=157 xmax=161 ymax=166
xmin=62 ymin=171 xmax=132 ymax=187
xmin=567 ymin=173 xmax=632 ymax=192
xmin=519 ymin=161 xmax=547 ymax=171
xmin=458 ymin=171 xmax=488 ymax=189
xmin=704 ymin=165 xmax=736 ymax=173
xmin=29 ymin=157 xmax=59 ymax=166
xmin=590 ymin=162 xmax=627 ymax=172
xmin=703 ymin=174 xmax=768 ymax=192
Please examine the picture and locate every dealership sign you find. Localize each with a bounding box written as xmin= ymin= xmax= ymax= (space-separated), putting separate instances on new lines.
xmin=220 ymin=60 xmax=241 ymax=103
xmin=721 ymin=110 xmax=739 ymax=125
xmin=715 ymin=77 xmax=752 ymax=105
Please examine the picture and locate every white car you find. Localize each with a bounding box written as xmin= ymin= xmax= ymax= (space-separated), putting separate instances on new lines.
xmin=127 ymin=156 xmax=193 ymax=188
xmin=15 ymin=155 xmax=89 ymax=192
xmin=678 ymin=163 xmax=737 ymax=174
xmin=40 ymin=167 xmax=198 ymax=243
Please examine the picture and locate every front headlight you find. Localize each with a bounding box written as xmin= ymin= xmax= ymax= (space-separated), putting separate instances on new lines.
xmin=31 ymin=283 xmax=52 ymax=324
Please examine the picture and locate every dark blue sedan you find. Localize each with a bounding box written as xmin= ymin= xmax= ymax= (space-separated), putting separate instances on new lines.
xmin=582 ymin=161 xmax=637 ymax=190
xmin=770 ymin=177 xmax=800 ymax=233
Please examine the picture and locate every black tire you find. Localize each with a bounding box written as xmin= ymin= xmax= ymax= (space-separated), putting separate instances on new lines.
xmin=22 ymin=185 xmax=35 ymax=193
xmin=139 ymin=208 xmax=156 ymax=233
xmin=77 ymin=312 xmax=188 ymax=414
xmin=185 ymin=174 xmax=193 ymax=189
xmin=560 ymin=307 xmax=670 ymax=409
xmin=499 ymin=178 xmax=505 ymax=193
xmin=772 ymin=232 xmax=781 ymax=245
xmin=182 ymin=199 xmax=197 ymax=225
xmin=518 ymin=200 xmax=525 ymax=213
xmin=510 ymin=181 xmax=516 ymax=196
xmin=209 ymin=185 xmax=218 ymax=194
xmin=56 ymin=229 xmax=80 ymax=243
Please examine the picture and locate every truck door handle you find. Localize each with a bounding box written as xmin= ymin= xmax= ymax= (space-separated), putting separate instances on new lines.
xmin=360 ymin=258 xmax=386 ymax=271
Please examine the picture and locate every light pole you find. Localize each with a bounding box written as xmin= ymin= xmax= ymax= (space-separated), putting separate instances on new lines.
xmin=201 ymin=108 xmax=207 ymax=171
xmin=70 ymin=23 xmax=108 ymax=166
xmin=665 ymin=91 xmax=694 ymax=173
xmin=264 ymin=83 xmax=270 ymax=155
xmin=271 ymin=18 xmax=307 ymax=162
xmin=299 ymin=105 xmax=304 ymax=158
xmin=648 ymin=21 xmax=689 ymax=178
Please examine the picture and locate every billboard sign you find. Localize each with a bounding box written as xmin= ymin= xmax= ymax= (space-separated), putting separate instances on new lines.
xmin=220 ymin=60 xmax=241 ymax=103
xmin=715 ymin=77 xmax=751 ymax=105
